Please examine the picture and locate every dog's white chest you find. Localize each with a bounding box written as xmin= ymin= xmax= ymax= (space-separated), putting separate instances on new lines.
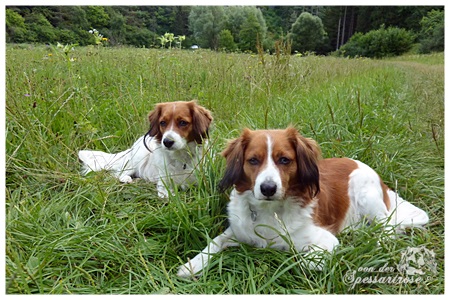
xmin=132 ymin=136 xmax=198 ymax=185
xmin=227 ymin=190 xmax=300 ymax=250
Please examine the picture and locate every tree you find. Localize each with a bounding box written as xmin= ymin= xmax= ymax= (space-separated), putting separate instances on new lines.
xmin=267 ymin=6 xmax=304 ymax=34
xmin=124 ymin=25 xmax=158 ymax=48
xmin=47 ymin=6 xmax=92 ymax=45
xmin=238 ymin=13 xmax=264 ymax=52
xmin=355 ymin=6 xmax=439 ymax=34
xmin=25 ymin=12 xmax=57 ymax=43
xmin=418 ymin=9 xmax=444 ymax=53
xmin=287 ymin=12 xmax=327 ymax=53
xmin=171 ymin=6 xmax=191 ymax=35
xmin=5 ymin=5 xmax=444 ymax=55
xmin=188 ymin=6 xmax=225 ymax=49
xmin=84 ymin=6 xmax=110 ymax=29
xmin=223 ymin=6 xmax=267 ymax=45
xmin=6 ymin=9 xmax=27 ymax=43
xmin=103 ymin=7 xmax=126 ymax=45
xmin=218 ymin=29 xmax=236 ymax=51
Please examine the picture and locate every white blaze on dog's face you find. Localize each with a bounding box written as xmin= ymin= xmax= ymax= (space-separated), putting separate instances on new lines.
xmin=219 ymin=127 xmax=321 ymax=202
xmin=158 ymin=102 xmax=191 ymax=150
xmin=148 ymin=100 xmax=213 ymax=151
xmin=244 ymin=131 xmax=296 ymax=200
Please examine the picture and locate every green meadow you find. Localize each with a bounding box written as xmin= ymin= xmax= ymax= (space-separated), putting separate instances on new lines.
xmin=5 ymin=45 xmax=444 ymax=294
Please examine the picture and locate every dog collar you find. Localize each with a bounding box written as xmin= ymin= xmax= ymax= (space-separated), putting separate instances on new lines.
xmin=249 ymin=205 xmax=257 ymax=222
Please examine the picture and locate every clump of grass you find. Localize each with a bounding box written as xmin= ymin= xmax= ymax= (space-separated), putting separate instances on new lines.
xmin=5 ymin=45 xmax=444 ymax=294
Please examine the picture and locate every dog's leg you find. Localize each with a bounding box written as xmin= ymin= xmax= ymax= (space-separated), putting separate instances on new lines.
xmin=177 ymin=228 xmax=238 ymax=278
xmin=78 ymin=149 xmax=134 ymax=182
xmin=292 ymin=225 xmax=339 ymax=271
xmin=156 ymin=179 xmax=170 ymax=198
xmin=386 ymin=190 xmax=429 ymax=230
xmin=117 ymin=174 xmax=133 ymax=183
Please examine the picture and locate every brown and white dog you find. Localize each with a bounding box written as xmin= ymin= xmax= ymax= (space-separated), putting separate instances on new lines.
xmin=177 ymin=127 xmax=429 ymax=277
xmin=78 ymin=100 xmax=213 ymax=198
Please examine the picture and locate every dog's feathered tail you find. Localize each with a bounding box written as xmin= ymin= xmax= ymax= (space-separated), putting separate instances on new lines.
xmin=387 ymin=190 xmax=429 ymax=229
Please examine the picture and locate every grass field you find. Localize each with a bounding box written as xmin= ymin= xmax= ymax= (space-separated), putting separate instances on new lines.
xmin=5 ymin=44 xmax=444 ymax=294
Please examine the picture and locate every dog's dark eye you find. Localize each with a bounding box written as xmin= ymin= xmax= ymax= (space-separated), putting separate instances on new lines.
xmin=278 ymin=157 xmax=291 ymax=165
xmin=248 ymin=158 xmax=260 ymax=165
xmin=179 ymin=120 xmax=188 ymax=127
xmin=160 ymin=121 xmax=167 ymax=127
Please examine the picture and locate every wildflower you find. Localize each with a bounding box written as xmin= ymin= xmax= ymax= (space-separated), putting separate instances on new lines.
xmin=89 ymin=28 xmax=106 ymax=46
xmin=24 ymin=93 xmax=31 ymax=97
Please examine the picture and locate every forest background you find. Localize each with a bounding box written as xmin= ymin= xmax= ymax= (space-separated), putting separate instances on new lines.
xmin=5 ymin=6 xmax=445 ymax=56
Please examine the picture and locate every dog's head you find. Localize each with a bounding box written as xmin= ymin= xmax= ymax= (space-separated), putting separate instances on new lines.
xmin=147 ymin=100 xmax=213 ymax=151
xmin=219 ymin=127 xmax=321 ymax=202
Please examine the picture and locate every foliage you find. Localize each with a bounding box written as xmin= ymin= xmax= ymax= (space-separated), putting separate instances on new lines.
xmin=124 ymin=26 xmax=158 ymax=48
xmin=418 ymin=9 xmax=444 ymax=54
xmin=339 ymin=25 xmax=415 ymax=58
xmin=5 ymin=46 xmax=444 ymax=294
xmin=223 ymin=6 xmax=267 ymax=49
xmin=188 ymin=6 xmax=267 ymax=53
xmin=88 ymin=29 xmax=108 ymax=46
xmin=218 ymin=29 xmax=236 ymax=52
xmin=238 ymin=13 xmax=264 ymax=52
xmin=4 ymin=6 xmax=444 ymax=55
xmin=188 ymin=6 xmax=225 ymax=50
xmin=25 ymin=12 xmax=58 ymax=43
xmin=287 ymin=12 xmax=327 ymax=54
xmin=158 ymin=32 xmax=185 ymax=49
xmin=175 ymin=35 xmax=186 ymax=49
xmin=353 ymin=6 xmax=439 ymax=34
xmin=84 ymin=6 xmax=110 ymax=29
xmin=103 ymin=8 xmax=126 ymax=46
xmin=5 ymin=9 xmax=27 ymax=43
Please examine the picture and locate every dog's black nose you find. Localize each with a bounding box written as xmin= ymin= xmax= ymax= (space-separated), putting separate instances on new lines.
xmin=260 ymin=181 xmax=277 ymax=197
xmin=163 ymin=138 xmax=175 ymax=149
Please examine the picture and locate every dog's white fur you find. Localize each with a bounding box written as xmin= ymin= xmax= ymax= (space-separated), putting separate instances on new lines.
xmin=78 ymin=100 xmax=212 ymax=198
xmin=177 ymin=127 xmax=429 ymax=277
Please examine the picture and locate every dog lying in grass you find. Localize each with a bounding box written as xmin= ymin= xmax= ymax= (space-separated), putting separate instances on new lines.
xmin=78 ymin=100 xmax=213 ymax=198
xmin=178 ymin=127 xmax=429 ymax=277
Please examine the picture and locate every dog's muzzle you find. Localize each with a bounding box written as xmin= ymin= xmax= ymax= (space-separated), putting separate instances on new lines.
xmin=163 ymin=137 xmax=175 ymax=149
xmin=260 ymin=180 xmax=277 ymax=199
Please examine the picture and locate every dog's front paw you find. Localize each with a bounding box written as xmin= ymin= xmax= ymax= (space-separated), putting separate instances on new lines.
xmin=303 ymin=249 xmax=328 ymax=271
xmin=177 ymin=261 xmax=201 ymax=278
xmin=156 ymin=181 xmax=170 ymax=198
xmin=157 ymin=189 xmax=169 ymax=199
xmin=119 ymin=175 xmax=133 ymax=183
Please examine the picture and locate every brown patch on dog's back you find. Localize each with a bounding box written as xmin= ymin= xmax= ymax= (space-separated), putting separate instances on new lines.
xmin=380 ymin=181 xmax=391 ymax=211
xmin=314 ymin=158 xmax=358 ymax=234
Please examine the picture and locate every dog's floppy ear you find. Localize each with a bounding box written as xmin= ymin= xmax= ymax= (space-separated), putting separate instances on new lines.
xmin=148 ymin=104 xmax=163 ymax=140
xmin=189 ymin=100 xmax=213 ymax=144
xmin=287 ymin=127 xmax=321 ymax=198
xmin=218 ymin=128 xmax=252 ymax=193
